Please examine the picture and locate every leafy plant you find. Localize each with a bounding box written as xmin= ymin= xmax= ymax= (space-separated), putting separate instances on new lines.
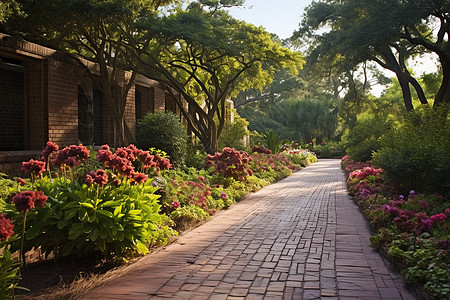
xmin=136 ymin=111 xmax=188 ymax=168
xmin=218 ymin=109 xmax=249 ymax=151
xmin=373 ymin=105 xmax=450 ymax=196
xmin=206 ymin=148 xmax=253 ymax=182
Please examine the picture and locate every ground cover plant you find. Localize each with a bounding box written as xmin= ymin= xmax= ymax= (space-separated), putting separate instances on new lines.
xmin=343 ymin=156 xmax=450 ymax=299
xmin=0 ymin=142 xmax=317 ymax=298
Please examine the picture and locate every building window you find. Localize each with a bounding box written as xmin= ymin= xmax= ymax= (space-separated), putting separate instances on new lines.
xmin=0 ymin=57 xmax=25 ymax=150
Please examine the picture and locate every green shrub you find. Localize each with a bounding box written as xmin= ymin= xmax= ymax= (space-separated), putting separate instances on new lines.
xmin=170 ymin=205 xmax=210 ymax=230
xmin=218 ymin=110 xmax=249 ymax=151
xmin=312 ymin=142 xmax=345 ymax=158
xmin=4 ymin=176 xmax=173 ymax=259
xmin=343 ymin=116 xmax=395 ymax=162
xmin=373 ymin=105 xmax=450 ymax=197
xmin=136 ymin=111 xmax=188 ymax=168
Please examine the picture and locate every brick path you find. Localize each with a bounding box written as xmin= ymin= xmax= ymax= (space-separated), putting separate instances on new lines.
xmin=82 ymin=159 xmax=415 ymax=300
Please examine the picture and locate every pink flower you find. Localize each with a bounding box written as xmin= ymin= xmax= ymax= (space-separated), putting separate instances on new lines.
xmin=430 ymin=213 xmax=447 ymax=224
xmin=445 ymin=208 xmax=450 ymax=215
xmin=198 ymin=176 xmax=205 ymax=182
xmin=220 ymin=192 xmax=227 ymax=199
xmin=172 ymin=201 xmax=180 ymax=209
xmin=0 ymin=214 xmax=15 ymax=241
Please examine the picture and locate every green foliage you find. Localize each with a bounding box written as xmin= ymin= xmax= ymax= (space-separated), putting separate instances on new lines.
xmin=262 ymin=130 xmax=281 ymax=154
xmin=283 ymin=150 xmax=318 ymax=167
xmin=343 ymin=115 xmax=395 ymax=162
xmin=0 ymin=237 xmax=24 ymax=299
xmin=170 ymin=205 xmax=210 ymax=230
xmin=372 ymin=105 xmax=450 ymax=196
xmin=218 ymin=110 xmax=249 ymax=151
xmin=312 ymin=142 xmax=345 ymax=158
xmin=5 ymin=176 xmax=173 ymax=259
xmin=0 ymin=173 xmax=15 ymax=208
xmin=136 ymin=111 xmax=188 ymax=168
xmin=184 ymin=143 xmax=207 ymax=170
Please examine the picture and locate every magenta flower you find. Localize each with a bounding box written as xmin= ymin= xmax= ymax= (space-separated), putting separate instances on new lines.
xmin=430 ymin=213 xmax=447 ymax=224
xmin=220 ymin=192 xmax=227 ymax=199
xmin=0 ymin=214 xmax=15 ymax=241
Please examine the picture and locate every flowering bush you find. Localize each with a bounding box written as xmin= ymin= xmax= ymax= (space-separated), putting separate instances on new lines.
xmin=343 ymin=157 xmax=450 ymax=298
xmin=3 ymin=142 xmax=175 ymax=260
xmin=249 ymin=153 xmax=295 ymax=183
xmin=283 ymin=149 xmax=317 ymax=167
xmin=206 ymin=147 xmax=253 ymax=182
xmin=252 ymin=145 xmax=272 ymax=154
xmin=0 ymin=214 xmax=22 ymax=298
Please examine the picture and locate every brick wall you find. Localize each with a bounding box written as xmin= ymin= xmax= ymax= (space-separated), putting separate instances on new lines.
xmin=47 ymin=59 xmax=80 ymax=146
xmin=154 ymin=83 xmax=165 ymax=111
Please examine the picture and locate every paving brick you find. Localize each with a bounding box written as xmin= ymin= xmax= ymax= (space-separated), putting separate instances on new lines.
xmin=81 ymin=160 xmax=416 ymax=300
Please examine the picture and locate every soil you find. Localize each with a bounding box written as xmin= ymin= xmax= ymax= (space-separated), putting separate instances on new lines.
xmin=15 ymin=255 xmax=122 ymax=299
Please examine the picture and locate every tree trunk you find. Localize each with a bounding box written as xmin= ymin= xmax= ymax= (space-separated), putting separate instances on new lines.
xmin=397 ymin=73 xmax=414 ymax=111
xmin=434 ymin=59 xmax=450 ymax=107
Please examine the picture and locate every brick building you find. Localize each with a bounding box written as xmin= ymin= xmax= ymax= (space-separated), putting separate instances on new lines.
xmin=0 ymin=33 xmax=184 ymax=175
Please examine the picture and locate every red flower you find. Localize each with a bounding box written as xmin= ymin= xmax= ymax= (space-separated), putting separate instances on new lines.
xmin=133 ymin=172 xmax=148 ymax=184
xmin=33 ymin=191 xmax=48 ymax=208
xmin=12 ymin=191 xmax=36 ymax=213
xmin=16 ymin=177 xmax=27 ymax=186
xmin=0 ymin=214 xmax=15 ymax=241
xmin=42 ymin=141 xmax=59 ymax=158
xmin=96 ymin=145 xmax=113 ymax=163
xmin=21 ymin=159 xmax=46 ymax=177
xmin=85 ymin=174 xmax=94 ymax=187
xmin=172 ymin=201 xmax=180 ymax=209
xmin=86 ymin=170 xmax=109 ymax=186
xmin=53 ymin=145 xmax=90 ymax=167
xmin=93 ymin=169 xmax=108 ymax=186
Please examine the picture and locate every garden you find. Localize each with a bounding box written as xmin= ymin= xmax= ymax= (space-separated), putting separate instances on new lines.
xmin=340 ymin=105 xmax=450 ymax=299
xmin=0 ymin=129 xmax=317 ymax=298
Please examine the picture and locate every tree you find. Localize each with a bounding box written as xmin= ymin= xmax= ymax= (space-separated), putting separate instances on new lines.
xmin=3 ymin=0 xmax=176 ymax=146
xmin=125 ymin=3 xmax=304 ymax=153
xmin=0 ymin=0 xmax=20 ymax=22
xmin=294 ymin=0 xmax=449 ymax=111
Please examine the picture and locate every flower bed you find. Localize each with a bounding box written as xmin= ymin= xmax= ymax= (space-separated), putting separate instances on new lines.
xmin=343 ymin=156 xmax=450 ymax=299
xmin=0 ymin=143 xmax=317 ymax=296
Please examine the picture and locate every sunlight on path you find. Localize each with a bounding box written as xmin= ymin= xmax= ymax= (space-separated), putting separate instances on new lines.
xmin=82 ymin=159 xmax=415 ymax=300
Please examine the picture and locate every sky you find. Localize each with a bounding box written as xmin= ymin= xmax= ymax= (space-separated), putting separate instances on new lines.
xmin=226 ymin=0 xmax=313 ymax=39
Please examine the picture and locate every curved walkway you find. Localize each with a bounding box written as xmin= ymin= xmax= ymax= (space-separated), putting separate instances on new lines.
xmin=82 ymin=159 xmax=415 ymax=300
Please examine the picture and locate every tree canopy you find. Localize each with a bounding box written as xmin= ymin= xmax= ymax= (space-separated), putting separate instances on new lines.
xmin=126 ymin=3 xmax=304 ymax=153
xmin=294 ymin=0 xmax=450 ymax=111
